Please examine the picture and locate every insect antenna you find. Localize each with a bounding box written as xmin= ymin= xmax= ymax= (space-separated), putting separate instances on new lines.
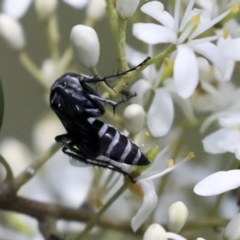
xmin=103 ymin=57 xmax=151 ymax=80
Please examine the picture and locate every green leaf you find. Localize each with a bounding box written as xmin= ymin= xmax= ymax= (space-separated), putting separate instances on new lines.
xmin=0 ymin=77 xmax=4 ymax=131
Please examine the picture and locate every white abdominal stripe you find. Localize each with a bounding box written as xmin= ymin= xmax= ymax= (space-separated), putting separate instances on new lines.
xmin=87 ymin=117 xmax=143 ymax=165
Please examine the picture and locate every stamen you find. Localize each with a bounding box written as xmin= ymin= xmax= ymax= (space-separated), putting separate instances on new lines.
xmin=187 ymin=151 xmax=195 ymax=160
xmin=191 ymin=15 xmax=200 ymax=25
xmin=163 ymin=58 xmax=170 ymax=67
xmin=136 ymin=155 xmax=190 ymax=182
xmin=167 ymin=159 xmax=174 ymax=167
xmin=223 ymin=28 xmax=229 ymax=39
xmin=232 ymin=4 xmax=239 ymax=14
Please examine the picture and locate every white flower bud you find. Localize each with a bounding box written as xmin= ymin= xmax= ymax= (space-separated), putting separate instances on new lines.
xmin=70 ymin=25 xmax=100 ymax=68
xmin=116 ymin=0 xmax=140 ymax=20
xmin=0 ymin=14 xmax=25 ymax=50
xmin=143 ymin=223 xmax=167 ymax=240
xmin=197 ymin=57 xmax=210 ymax=80
xmin=123 ymin=104 xmax=145 ymax=134
xmin=0 ymin=138 xmax=32 ymax=176
xmin=168 ymin=201 xmax=188 ymax=233
xmin=224 ymin=213 xmax=240 ymax=240
xmin=41 ymin=59 xmax=56 ymax=84
xmin=34 ymin=0 xmax=58 ymax=20
xmin=33 ymin=114 xmax=64 ymax=153
xmin=87 ymin=0 xmax=106 ymax=20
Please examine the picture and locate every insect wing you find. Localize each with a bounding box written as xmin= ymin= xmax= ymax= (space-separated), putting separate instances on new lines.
xmin=69 ymin=117 xmax=103 ymax=159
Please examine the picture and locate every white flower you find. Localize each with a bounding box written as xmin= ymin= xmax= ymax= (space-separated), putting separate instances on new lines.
xmin=131 ymin=180 xmax=158 ymax=232
xmin=128 ymin=46 xmax=174 ymax=137
xmin=0 ymin=14 xmax=25 ymax=50
xmin=147 ymin=88 xmax=174 ymax=137
xmin=123 ymin=104 xmax=145 ymax=134
xmin=41 ymin=59 xmax=57 ymax=84
xmin=86 ymin=0 xmax=106 ymax=21
xmin=194 ymin=170 xmax=240 ymax=196
xmin=130 ymin=148 xmax=190 ymax=231
xmin=34 ymin=0 xmax=58 ymax=20
xmin=168 ymin=201 xmax=188 ymax=233
xmin=32 ymin=113 xmax=64 ymax=153
xmin=214 ymin=30 xmax=235 ymax=82
xmin=143 ymin=223 xmax=187 ymax=240
xmin=116 ymin=0 xmax=140 ymax=19
xmin=70 ymin=25 xmax=100 ymax=68
xmin=202 ymin=112 xmax=240 ymax=160
xmin=1 ymin=0 xmax=88 ymax=19
xmin=0 ymin=138 xmax=32 ymax=176
xmin=133 ymin=0 xmax=230 ymax=98
xmin=143 ymin=224 xmax=167 ymax=240
xmin=224 ymin=213 xmax=240 ymax=240
xmin=1 ymin=0 xmax=32 ymax=19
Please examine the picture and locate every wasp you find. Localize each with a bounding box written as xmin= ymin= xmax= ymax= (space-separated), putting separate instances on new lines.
xmin=50 ymin=57 xmax=150 ymax=179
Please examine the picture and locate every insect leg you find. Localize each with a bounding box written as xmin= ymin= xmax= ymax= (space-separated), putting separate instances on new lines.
xmin=55 ymin=134 xmax=72 ymax=143
xmin=61 ymin=142 xmax=135 ymax=182
xmin=88 ymin=92 xmax=136 ymax=114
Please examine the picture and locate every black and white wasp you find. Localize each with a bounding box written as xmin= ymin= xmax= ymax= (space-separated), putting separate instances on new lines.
xmin=50 ymin=58 xmax=151 ymax=179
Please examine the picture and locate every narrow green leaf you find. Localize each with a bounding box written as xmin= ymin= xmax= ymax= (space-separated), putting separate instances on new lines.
xmin=0 ymin=78 xmax=4 ymax=131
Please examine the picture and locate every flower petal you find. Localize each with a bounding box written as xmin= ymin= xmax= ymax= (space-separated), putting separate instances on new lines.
xmin=126 ymin=45 xmax=148 ymax=67
xmin=190 ymin=8 xmax=232 ymax=39
xmin=214 ymin=59 xmax=235 ymax=82
xmin=63 ymin=0 xmax=88 ymax=9
xmin=190 ymin=41 xmax=225 ymax=75
xmin=133 ymin=23 xmax=176 ymax=44
xmin=203 ymin=127 xmax=240 ymax=160
xmin=131 ymin=79 xmax=152 ymax=106
xmin=178 ymin=0 xmax=195 ymax=31
xmin=218 ymin=112 xmax=240 ymax=128
xmin=221 ymin=38 xmax=240 ymax=61
xmin=224 ymin=213 xmax=240 ymax=240
xmin=147 ymin=88 xmax=174 ymax=137
xmin=131 ymin=180 xmax=158 ymax=231
xmin=126 ymin=45 xmax=156 ymax=80
xmin=194 ymin=170 xmax=240 ymax=196
xmin=174 ymin=45 xmax=198 ymax=98
xmin=165 ymin=232 xmax=187 ymax=240
xmin=143 ymin=224 xmax=167 ymax=240
xmin=2 ymin=0 xmax=32 ymax=19
xmin=202 ymin=129 xmax=229 ymax=154
xmin=140 ymin=1 xmax=174 ymax=29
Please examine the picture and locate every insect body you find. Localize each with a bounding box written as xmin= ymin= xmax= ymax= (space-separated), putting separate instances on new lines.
xmin=50 ymin=57 xmax=151 ymax=178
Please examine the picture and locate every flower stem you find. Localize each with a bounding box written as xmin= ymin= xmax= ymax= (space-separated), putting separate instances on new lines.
xmin=89 ymin=67 xmax=116 ymax=96
xmin=118 ymin=19 xmax=128 ymax=71
xmin=58 ymin=45 xmax=73 ymax=75
xmin=12 ymin=142 xmax=59 ymax=192
xmin=47 ymin=14 xmax=60 ymax=63
xmin=113 ymin=44 xmax=176 ymax=94
xmin=18 ymin=51 xmax=48 ymax=89
xmin=105 ymin=0 xmax=120 ymax=57
xmin=75 ymin=180 xmax=131 ymax=240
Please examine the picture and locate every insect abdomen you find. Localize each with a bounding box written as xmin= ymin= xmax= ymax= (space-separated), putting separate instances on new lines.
xmin=87 ymin=117 xmax=150 ymax=166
